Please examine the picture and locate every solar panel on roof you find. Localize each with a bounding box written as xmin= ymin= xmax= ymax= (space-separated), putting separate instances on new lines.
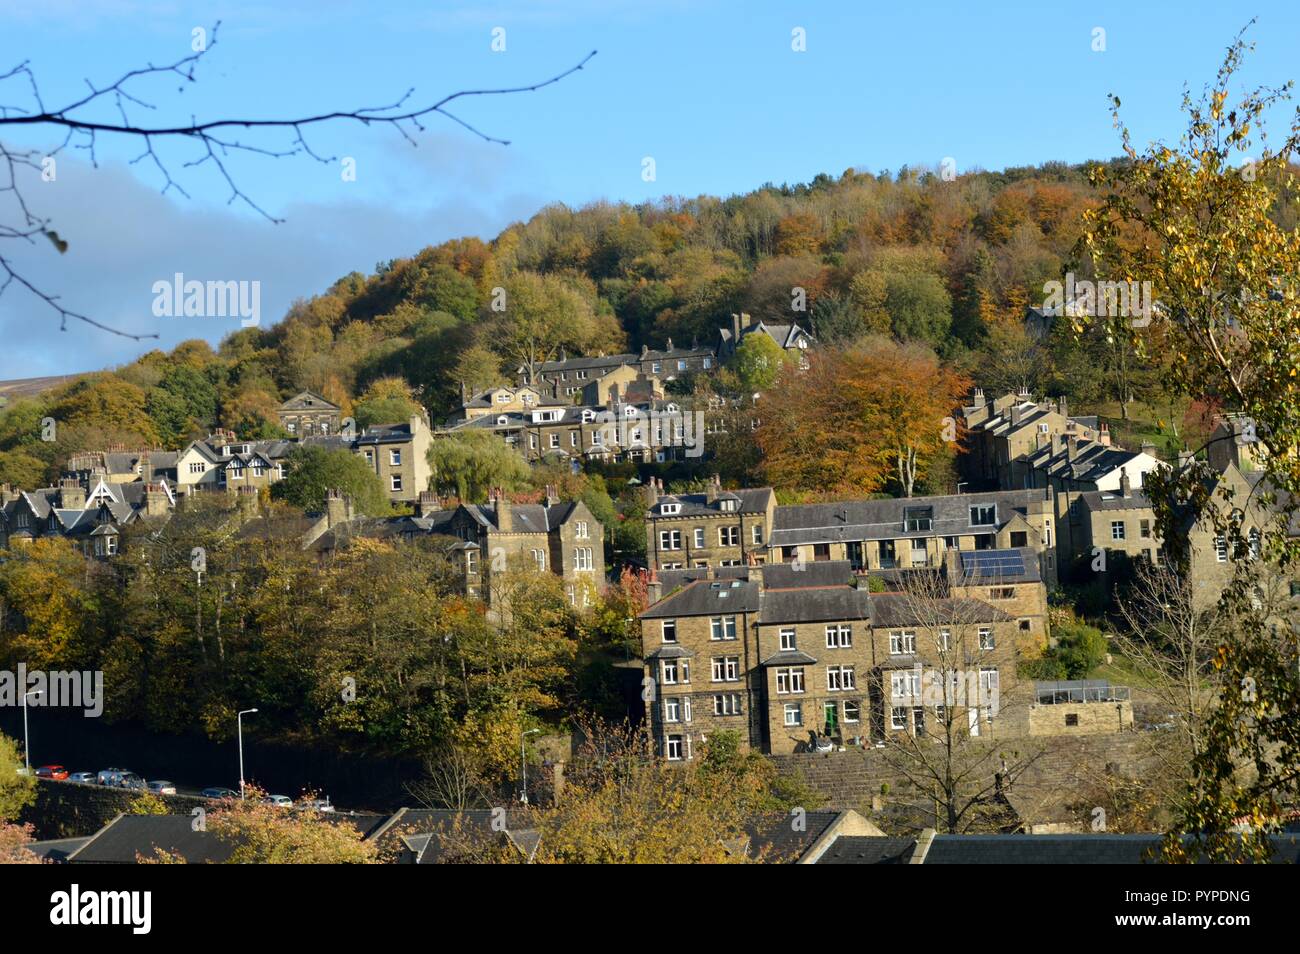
xmin=959 ymin=550 xmax=1025 ymax=576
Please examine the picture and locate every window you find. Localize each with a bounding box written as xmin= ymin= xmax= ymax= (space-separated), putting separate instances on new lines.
xmin=531 ymin=549 xmax=546 ymax=571
xmin=903 ymin=506 xmax=933 ymax=532
xmin=665 ymin=735 xmax=684 ymax=761
xmin=783 ymin=703 xmax=802 ymax=726
xmin=390 ymin=474 xmax=403 ymax=492
xmin=889 ymin=630 xmax=917 ymax=655
xmin=1065 ymin=713 xmax=1080 ymax=727
xmin=694 ymin=528 xmax=705 ymax=548
xmin=549 ymin=433 xmax=560 ymax=449
xmin=825 ymin=624 xmax=852 ymax=649
xmin=496 ymin=392 xmax=510 ymax=403
xmin=990 ymin=587 xmax=1015 ymax=600
xmin=752 ymin=524 xmax=763 ymax=545
xmin=660 ymin=502 xmax=680 ymax=515
xmin=710 ymin=616 xmax=737 ymax=641
xmin=364 ymin=450 xmax=375 ymax=465
xmin=659 ymin=530 xmax=682 ymax=551
xmin=189 ymin=462 xmax=205 ymax=474
xmin=703 ymin=357 xmax=713 ymax=369
xmin=937 ymin=629 xmax=951 ymax=651
xmin=251 ymin=461 xmax=264 ymax=478
xmin=969 ymin=504 xmax=997 ymax=526
xmin=779 ymin=628 xmax=796 ymax=651
xmin=1111 ymin=520 xmax=1126 ymax=541
xmin=677 ymin=359 xmax=686 ymax=371
xmin=661 ymin=620 xmax=677 ymax=643
xmin=713 ymin=694 xmax=742 ymax=716
xmin=466 ymin=550 xmax=478 ymax=574
xmin=663 ymin=697 xmax=682 ymax=723
xmin=719 ymin=526 xmax=740 ymax=547
xmin=660 ymin=659 xmax=688 ymax=684
xmin=720 ymin=498 xmax=739 ymax=512
xmin=891 ymin=707 xmax=908 ymax=731
xmin=843 ymin=700 xmax=861 ymax=724
xmin=570 ymin=431 xmax=578 ymax=447
xmin=105 ymin=536 xmax=118 ymax=556
xmin=979 ymin=668 xmax=1000 ymax=693
xmin=775 ymin=667 xmax=805 ymax=694
xmin=1214 ymin=536 xmax=1228 ymax=563
xmin=827 ymin=666 xmax=855 ymax=691
xmin=712 ymin=656 xmax=739 ymax=682
xmin=651 ymin=362 xmax=661 ymax=373
xmin=529 ymin=435 xmax=538 ymax=450
xmin=389 ymin=449 xmax=402 ymax=466
xmin=890 ymin=671 xmax=920 ymax=700
xmin=1010 ymin=530 xmax=1028 ymax=547
xmin=1140 ymin=519 xmax=1151 ymax=539
xmin=979 ymin=628 xmax=996 ymax=650
xmin=575 ymin=521 xmax=589 ymax=539
xmin=574 ymin=547 xmax=594 ymax=571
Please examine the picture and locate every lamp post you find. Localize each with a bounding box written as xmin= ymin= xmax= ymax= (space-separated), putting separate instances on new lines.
xmin=21 ymin=690 xmax=42 ymax=774
xmin=237 ymin=708 xmax=258 ymax=798
xmin=519 ymin=728 xmax=540 ymax=804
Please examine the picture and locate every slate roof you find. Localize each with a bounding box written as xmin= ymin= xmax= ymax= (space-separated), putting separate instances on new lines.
xmin=1023 ymin=440 xmax=1154 ymax=485
xmin=743 ymin=810 xmax=839 ymax=863
xmin=758 ymin=587 xmax=871 ymax=625
xmin=814 ymin=835 xmax=916 ymax=864
xmin=651 ymin=487 xmax=774 ymax=518
xmin=869 ymin=594 xmax=1014 ymax=627
xmin=67 ymin=814 xmax=235 ymax=864
xmin=462 ymin=501 xmax=579 ymax=533
xmin=640 ymin=578 xmax=762 ymax=618
xmin=376 ymin=808 xmax=537 ymax=863
xmin=922 ymin=833 xmax=1300 ymax=864
xmin=761 ymin=560 xmax=858 ymax=589
xmin=768 ymin=489 xmax=1050 ymax=548
xmin=25 ymin=837 xmax=90 ymax=863
xmin=1078 ymin=489 xmax=1154 ymax=512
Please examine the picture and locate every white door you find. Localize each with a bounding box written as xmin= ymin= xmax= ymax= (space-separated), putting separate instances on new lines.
xmin=968 ymin=707 xmax=981 ymax=737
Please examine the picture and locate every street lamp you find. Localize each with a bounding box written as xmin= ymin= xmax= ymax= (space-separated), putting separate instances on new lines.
xmin=519 ymin=728 xmax=541 ymax=805
xmin=21 ymin=690 xmax=41 ymax=774
xmin=237 ymin=708 xmax=258 ymax=799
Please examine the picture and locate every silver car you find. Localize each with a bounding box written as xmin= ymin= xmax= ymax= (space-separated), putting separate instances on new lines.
xmin=147 ymin=780 xmax=177 ymax=795
xmin=67 ymin=772 xmax=96 ymax=784
xmin=97 ymin=768 xmax=129 ymax=786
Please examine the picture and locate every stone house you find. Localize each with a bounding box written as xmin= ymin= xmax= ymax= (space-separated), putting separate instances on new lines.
xmin=0 ymin=477 xmax=173 ymax=557
xmin=639 ymin=558 xmax=1038 ymax=758
xmin=643 ymin=477 xmax=778 ymax=571
xmin=717 ymin=312 xmax=814 ymax=364
xmin=765 ymin=487 xmax=1060 ymax=588
xmin=276 ymin=390 xmax=342 ymax=437
xmin=957 ymin=388 xmax=1107 ymax=491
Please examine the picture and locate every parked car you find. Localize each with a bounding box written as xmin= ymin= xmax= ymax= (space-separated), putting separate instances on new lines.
xmin=97 ymin=768 xmax=129 ymax=786
xmin=116 ymin=773 xmax=146 ymax=791
xmin=262 ymin=794 xmax=293 ymax=808
xmin=299 ymin=797 xmax=334 ymax=813
xmin=147 ymin=780 xmax=177 ymax=795
xmin=35 ymin=765 xmax=69 ymax=780
xmin=201 ymin=787 xmax=238 ymax=800
xmin=67 ymin=772 xmax=96 ymax=784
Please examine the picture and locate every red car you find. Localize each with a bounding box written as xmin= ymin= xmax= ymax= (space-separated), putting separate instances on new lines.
xmin=35 ymin=765 xmax=69 ymax=780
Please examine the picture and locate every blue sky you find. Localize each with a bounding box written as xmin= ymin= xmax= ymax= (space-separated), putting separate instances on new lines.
xmin=2 ymin=0 xmax=1298 ymax=376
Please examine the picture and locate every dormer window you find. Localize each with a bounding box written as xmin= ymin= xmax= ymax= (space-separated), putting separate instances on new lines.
xmin=661 ymin=503 xmax=681 ymax=515
xmin=496 ymin=392 xmax=510 ymax=404
xmin=903 ymin=506 xmax=933 ymax=532
xmin=970 ymin=504 xmax=997 ymax=526
xmin=719 ymin=499 xmax=738 ymax=512
xmin=497 ymin=415 xmax=508 ymax=426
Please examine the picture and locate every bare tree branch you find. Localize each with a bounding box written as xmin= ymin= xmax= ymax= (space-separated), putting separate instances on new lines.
xmin=0 ymin=21 xmax=597 ymax=339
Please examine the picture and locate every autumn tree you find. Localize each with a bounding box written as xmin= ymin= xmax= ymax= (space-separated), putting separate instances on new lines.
xmin=0 ymin=732 xmax=35 ymax=822
xmin=755 ymin=337 xmax=970 ymax=497
xmin=1079 ymin=27 xmax=1300 ymax=861
xmin=270 ymin=445 xmax=391 ymax=516
xmin=427 ymin=430 xmax=531 ymax=502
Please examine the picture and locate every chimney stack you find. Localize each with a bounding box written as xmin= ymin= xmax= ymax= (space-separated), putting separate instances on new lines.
xmin=1066 ymin=435 xmax=1079 ymax=462
xmin=971 ymin=387 xmax=985 ymax=408
xmin=325 ymin=488 xmax=353 ymax=528
xmin=1058 ymin=395 xmax=1068 ymax=421
xmin=646 ymin=569 xmax=662 ymax=606
xmin=544 ymin=484 xmax=558 ymax=507
xmin=1098 ymin=421 xmax=1111 ymax=447
xmin=415 ymin=491 xmax=441 ymax=517
xmin=1119 ymin=467 xmax=1132 ymax=499
xmin=143 ymin=482 xmax=170 ymax=517
xmin=494 ymin=487 xmax=513 ymax=532
xmin=58 ymin=478 xmax=86 ymax=510
xmin=706 ymin=474 xmax=720 ymax=505
xmin=1010 ymin=404 xmax=1023 ymax=426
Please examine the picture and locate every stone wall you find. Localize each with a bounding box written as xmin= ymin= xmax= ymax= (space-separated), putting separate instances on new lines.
xmin=21 ymin=779 xmax=210 ymax=840
xmin=772 ymin=729 xmax=1168 ymax=832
